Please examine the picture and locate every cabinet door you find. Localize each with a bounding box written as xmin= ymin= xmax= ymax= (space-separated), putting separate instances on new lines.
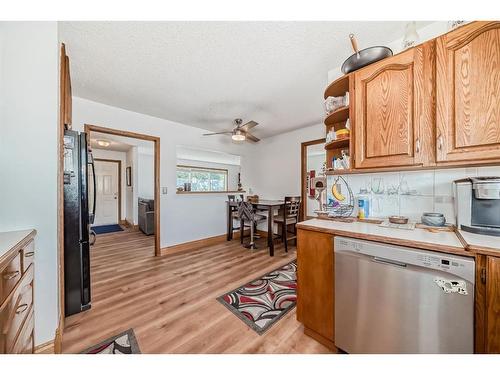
xmin=354 ymin=43 xmax=434 ymax=169
xmin=297 ymin=229 xmax=334 ymax=343
xmin=436 ymin=21 xmax=500 ymax=163
xmin=486 ymin=256 xmax=500 ymax=353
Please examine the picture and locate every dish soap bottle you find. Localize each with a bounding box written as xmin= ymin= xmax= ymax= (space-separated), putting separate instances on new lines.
xmin=357 ymin=191 xmax=370 ymax=219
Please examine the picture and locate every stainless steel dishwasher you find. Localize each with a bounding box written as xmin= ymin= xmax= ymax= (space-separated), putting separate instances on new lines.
xmin=334 ymin=236 xmax=475 ymax=354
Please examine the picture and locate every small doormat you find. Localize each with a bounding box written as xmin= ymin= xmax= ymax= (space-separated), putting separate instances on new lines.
xmin=91 ymin=224 xmax=124 ymax=235
xmin=81 ymin=329 xmax=141 ymax=354
xmin=217 ymin=260 xmax=297 ymax=335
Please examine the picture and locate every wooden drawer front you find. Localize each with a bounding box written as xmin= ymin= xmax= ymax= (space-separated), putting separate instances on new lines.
xmin=11 ymin=308 xmax=34 ymax=354
xmin=21 ymin=240 xmax=35 ymax=273
xmin=0 ymin=265 xmax=34 ymax=353
xmin=0 ymin=251 xmax=22 ymax=302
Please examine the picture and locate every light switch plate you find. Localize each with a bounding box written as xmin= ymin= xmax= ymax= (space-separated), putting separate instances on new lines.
xmin=162 ymin=187 xmax=168 ymax=195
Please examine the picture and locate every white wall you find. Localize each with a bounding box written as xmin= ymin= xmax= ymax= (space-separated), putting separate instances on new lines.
xmin=244 ymin=123 xmax=324 ymax=200
xmin=125 ymin=146 xmax=139 ymax=225
xmin=0 ymin=22 xmax=59 ymax=345
xmin=92 ymin=148 xmax=127 ymax=221
xmin=138 ymin=150 xmax=154 ymax=200
xmin=72 ymin=97 xmax=253 ymax=246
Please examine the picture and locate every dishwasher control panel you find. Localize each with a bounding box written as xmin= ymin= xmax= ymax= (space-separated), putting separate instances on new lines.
xmin=334 ymin=236 xmax=475 ymax=283
xmin=416 ymin=253 xmax=464 ymax=272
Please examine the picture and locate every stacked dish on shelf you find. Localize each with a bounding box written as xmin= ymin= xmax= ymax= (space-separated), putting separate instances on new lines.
xmin=323 ymin=75 xmax=352 ymax=173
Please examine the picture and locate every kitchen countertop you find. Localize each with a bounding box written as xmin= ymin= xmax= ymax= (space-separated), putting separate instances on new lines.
xmin=0 ymin=229 xmax=36 ymax=264
xmin=457 ymin=230 xmax=500 ymax=256
xmin=297 ymin=219 xmax=471 ymax=256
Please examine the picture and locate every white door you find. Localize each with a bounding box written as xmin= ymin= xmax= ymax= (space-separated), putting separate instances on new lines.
xmin=94 ymin=160 xmax=119 ymax=226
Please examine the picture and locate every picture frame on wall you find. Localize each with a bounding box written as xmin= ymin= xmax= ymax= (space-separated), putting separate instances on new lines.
xmin=126 ymin=166 xmax=132 ymax=186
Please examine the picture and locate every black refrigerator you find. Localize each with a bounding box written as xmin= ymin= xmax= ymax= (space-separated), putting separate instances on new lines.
xmin=63 ymin=129 xmax=96 ymax=316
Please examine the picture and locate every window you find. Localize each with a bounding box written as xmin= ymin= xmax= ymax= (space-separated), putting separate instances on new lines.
xmin=176 ymin=165 xmax=228 ymax=192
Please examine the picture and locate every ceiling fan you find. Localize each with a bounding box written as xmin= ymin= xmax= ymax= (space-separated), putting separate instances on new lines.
xmin=203 ymin=118 xmax=260 ymax=143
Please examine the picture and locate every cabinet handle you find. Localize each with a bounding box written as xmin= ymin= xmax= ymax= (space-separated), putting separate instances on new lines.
xmin=2 ymin=270 xmax=20 ymax=280
xmin=415 ymin=138 xmax=421 ymax=153
xmin=437 ymin=135 xmax=443 ymax=150
xmin=16 ymin=303 xmax=29 ymax=314
xmin=24 ymin=251 xmax=34 ymax=258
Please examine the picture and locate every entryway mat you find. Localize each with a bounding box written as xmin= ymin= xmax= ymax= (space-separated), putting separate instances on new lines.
xmin=91 ymin=224 xmax=124 ymax=234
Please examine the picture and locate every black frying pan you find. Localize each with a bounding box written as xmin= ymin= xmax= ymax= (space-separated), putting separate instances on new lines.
xmin=341 ymin=34 xmax=393 ymax=74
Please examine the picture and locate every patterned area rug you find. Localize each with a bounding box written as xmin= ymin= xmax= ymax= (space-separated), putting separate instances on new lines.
xmin=217 ymin=260 xmax=297 ymax=335
xmin=81 ymin=329 xmax=141 ymax=354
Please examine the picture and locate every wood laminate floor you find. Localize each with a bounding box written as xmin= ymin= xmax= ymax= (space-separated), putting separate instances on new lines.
xmin=62 ymin=229 xmax=332 ymax=353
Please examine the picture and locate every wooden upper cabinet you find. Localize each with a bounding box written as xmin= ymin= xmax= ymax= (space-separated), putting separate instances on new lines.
xmin=353 ymin=42 xmax=434 ymax=169
xmin=436 ymin=21 xmax=500 ymax=163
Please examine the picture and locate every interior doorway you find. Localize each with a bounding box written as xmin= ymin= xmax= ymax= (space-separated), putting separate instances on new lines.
xmin=85 ymin=124 xmax=161 ymax=256
xmin=301 ymin=138 xmax=326 ymax=221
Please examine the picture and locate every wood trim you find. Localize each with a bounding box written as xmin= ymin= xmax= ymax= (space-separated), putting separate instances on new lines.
xmin=300 ymin=138 xmax=326 ymax=222
xmin=160 ymin=234 xmax=227 ymax=257
xmin=84 ymin=124 xmax=161 ymax=256
xmin=35 ymin=340 xmax=55 ymax=354
xmin=94 ymin=158 xmax=122 ymax=222
xmin=176 ymin=190 xmax=246 ymax=195
xmin=54 ymin=326 xmax=62 ymax=354
xmin=160 ymin=231 xmax=253 ymax=257
xmin=57 ymin=43 xmax=66 ymax=340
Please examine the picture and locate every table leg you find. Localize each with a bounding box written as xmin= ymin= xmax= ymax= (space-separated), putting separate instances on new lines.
xmin=226 ymin=202 xmax=232 ymax=241
xmin=268 ymin=206 xmax=274 ymax=256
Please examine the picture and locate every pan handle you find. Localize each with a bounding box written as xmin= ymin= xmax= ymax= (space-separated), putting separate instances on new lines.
xmin=349 ymin=34 xmax=360 ymax=58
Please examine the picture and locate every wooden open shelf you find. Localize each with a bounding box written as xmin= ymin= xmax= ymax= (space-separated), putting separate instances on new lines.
xmin=324 ymin=106 xmax=349 ymax=126
xmin=324 ymin=138 xmax=350 ymax=150
xmin=324 ymin=74 xmax=350 ymax=99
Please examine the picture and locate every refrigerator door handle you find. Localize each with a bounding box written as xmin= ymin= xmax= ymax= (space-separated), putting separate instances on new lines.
xmin=91 ymin=160 xmax=96 ymax=219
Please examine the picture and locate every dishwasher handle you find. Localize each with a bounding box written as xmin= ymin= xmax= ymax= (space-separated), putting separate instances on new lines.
xmin=373 ymin=256 xmax=407 ymax=268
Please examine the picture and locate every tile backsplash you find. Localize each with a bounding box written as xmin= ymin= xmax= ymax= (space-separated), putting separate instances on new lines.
xmin=327 ymin=166 xmax=500 ymax=224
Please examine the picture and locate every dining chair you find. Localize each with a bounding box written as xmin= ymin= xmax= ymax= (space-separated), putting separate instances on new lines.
xmin=227 ymin=194 xmax=246 ymax=241
xmin=238 ymin=201 xmax=267 ymax=250
xmin=273 ymin=196 xmax=301 ymax=252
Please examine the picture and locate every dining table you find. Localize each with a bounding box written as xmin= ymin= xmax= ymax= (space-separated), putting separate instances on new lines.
xmin=226 ymin=199 xmax=285 ymax=256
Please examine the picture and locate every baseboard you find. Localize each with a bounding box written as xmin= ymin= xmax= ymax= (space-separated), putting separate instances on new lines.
xmin=160 ymin=230 xmax=251 ymax=257
xmin=123 ymin=220 xmax=139 ymax=231
xmin=35 ymin=340 xmax=55 ymax=354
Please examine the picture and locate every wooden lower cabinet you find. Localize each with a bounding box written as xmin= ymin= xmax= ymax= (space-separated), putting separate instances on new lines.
xmin=476 ymin=254 xmax=500 ymax=353
xmin=296 ymin=229 xmax=335 ymax=350
xmin=0 ymin=230 xmax=36 ymax=354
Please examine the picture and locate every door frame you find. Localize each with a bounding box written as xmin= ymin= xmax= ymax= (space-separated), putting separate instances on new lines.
xmin=300 ymin=138 xmax=326 ymax=222
xmin=84 ymin=124 xmax=161 ymax=257
xmin=93 ymin=158 xmax=122 ymax=225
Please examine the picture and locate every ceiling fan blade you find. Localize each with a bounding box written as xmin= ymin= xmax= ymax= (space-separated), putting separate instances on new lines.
xmin=239 ymin=120 xmax=258 ymax=132
xmin=202 ymin=131 xmax=233 ymax=136
xmin=245 ymin=132 xmax=260 ymax=142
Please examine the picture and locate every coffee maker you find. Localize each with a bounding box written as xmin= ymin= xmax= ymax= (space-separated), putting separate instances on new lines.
xmin=454 ymin=177 xmax=500 ymax=236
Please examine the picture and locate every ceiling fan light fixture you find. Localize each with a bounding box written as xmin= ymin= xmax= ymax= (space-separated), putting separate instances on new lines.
xmin=231 ymin=130 xmax=246 ymax=142
xmin=96 ymin=139 xmax=110 ymax=147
